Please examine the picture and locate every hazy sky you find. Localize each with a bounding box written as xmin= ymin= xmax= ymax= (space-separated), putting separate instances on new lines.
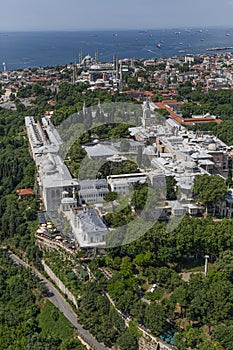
xmin=1 ymin=0 xmax=233 ymax=31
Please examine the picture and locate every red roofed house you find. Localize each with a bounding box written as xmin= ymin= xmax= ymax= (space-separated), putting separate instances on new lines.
xmin=155 ymin=101 xmax=222 ymax=126
xmin=16 ymin=188 xmax=34 ymax=199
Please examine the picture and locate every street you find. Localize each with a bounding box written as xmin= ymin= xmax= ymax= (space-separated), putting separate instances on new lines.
xmin=9 ymin=252 xmax=109 ymax=350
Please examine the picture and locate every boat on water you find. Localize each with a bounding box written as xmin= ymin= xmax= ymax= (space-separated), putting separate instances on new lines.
xmin=156 ymin=43 xmax=162 ymax=49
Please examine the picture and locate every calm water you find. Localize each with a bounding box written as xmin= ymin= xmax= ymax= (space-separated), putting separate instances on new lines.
xmin=1 ymin=27 xmax=233 ymax=70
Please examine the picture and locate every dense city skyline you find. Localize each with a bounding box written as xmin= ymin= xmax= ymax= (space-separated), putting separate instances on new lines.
xmin=1 ymin=0 xmax=233 ymax=31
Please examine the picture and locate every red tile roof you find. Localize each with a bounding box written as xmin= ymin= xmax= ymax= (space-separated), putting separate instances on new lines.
xmin=155 ymin=101 xmax=222 ymax=126
xmin=16 ymin=188 xmax=33 ymax=196
xmin=123 ymin=90 xmax=154 ymax=97
xmin=162 ymin=100 xmax=182 ymax=105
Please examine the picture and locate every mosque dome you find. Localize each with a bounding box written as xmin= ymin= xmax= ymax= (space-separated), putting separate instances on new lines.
xmin=185 ymin=160 xmax=196 ymax=169
xmin=205 ymin=136 xmax=214 ymax=144
xmin=43 ymin=160 xmax=57 ymax=174
xmin=143 ymin=145 xmax=157 ymax=156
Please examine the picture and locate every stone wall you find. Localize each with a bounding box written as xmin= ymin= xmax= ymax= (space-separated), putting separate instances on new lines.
xmin=42 ymin=259 xmax=78 ymax=308
xmin=139 ymin=335 xmax=173 ymax=350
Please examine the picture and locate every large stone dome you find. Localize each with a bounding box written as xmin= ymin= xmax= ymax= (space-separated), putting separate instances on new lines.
xmin=44 ymin=160 xmax=57 ymax=174
xmin=184 ymin=160 xmax=196 ymax=169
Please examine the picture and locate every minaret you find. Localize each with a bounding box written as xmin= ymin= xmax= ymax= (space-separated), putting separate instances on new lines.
xmin=98 ymin=99 xmax=103 ymax=114
xmin=119 ymin=60 xmax=123 ymax=90
xmin=2 ymin=62 xmax=8 ymax=79
xmin=79 ymin=49 xmax=83 ymax=65
xmin=142 ymin=98 xmax=151 ymax=129
xmin=72 ymin=62 xmax=77 ymax=84
xmin=114 ymin=53 xmax=119 ymax=80
xmin=145 ymin=97 xmax=150 ymax=110
xmin=83 ymin=101 xmax=87 ymax=116
xmin=95 ymin=50 xmax=99 ymax=64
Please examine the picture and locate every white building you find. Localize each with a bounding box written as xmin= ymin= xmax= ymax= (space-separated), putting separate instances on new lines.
xmin=79 ymin=179 xmax=109 ymax=204
xmin=37 ymin=153 xmax=79 ymax=212
xmin=25 ymin=115 xmax=109 ymax=248
xmin=83 ymin=143 xmax=118 ymax=160
xmin=219 ymin=189 xmax=233 ymax=218
xmin=25 ymin=116 xmax=79 ymax=212
xmin=107 ymin=173 xmax=147 ymax=194
xmin=67 ymin=207 xmax=108 ymax=248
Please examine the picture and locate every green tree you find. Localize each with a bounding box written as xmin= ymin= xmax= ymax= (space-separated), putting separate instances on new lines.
xmin=120 ymin=256 xmax=133 ymax=278
xmin=166 ymin=176 xmax=177 ymax=200
xmin=213 ymin=324 xmax=233 ymax=350
xmin=193 ymin=174 xmax=227 ymax=213
xmin=215 ymin=250 xmax=233 ymax=283
xmin=104 ymin=191 xmax=118 ymax=202
xmin=116 ymin=329 xmax=138 ymax=350
xmin=133 ymin=252 xmax=156 ymax=267
xmin=198 ymin=340 xmax=224 ymax=350
xmin=144 ymin=302 xmax=166 ymax=335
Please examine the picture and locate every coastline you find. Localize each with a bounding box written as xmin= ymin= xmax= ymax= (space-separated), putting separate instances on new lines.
xmin=1 ymin=26 xmax=233 ymax=70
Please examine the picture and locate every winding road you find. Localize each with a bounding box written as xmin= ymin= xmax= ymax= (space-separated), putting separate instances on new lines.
xmin=9 ymin=252 xmax=108 ymax=350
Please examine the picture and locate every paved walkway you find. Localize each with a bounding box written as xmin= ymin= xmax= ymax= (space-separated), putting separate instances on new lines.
xmin=179 ymin=271 xmax=204 ymax=282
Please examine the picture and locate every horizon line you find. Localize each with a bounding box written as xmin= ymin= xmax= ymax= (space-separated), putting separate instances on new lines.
xmin=1 ymin=24 xmax=233 ymax=32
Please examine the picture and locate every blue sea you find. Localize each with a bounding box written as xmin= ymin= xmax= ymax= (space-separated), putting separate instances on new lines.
xmin=1 ymin=27 xmax=233 ymax=70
